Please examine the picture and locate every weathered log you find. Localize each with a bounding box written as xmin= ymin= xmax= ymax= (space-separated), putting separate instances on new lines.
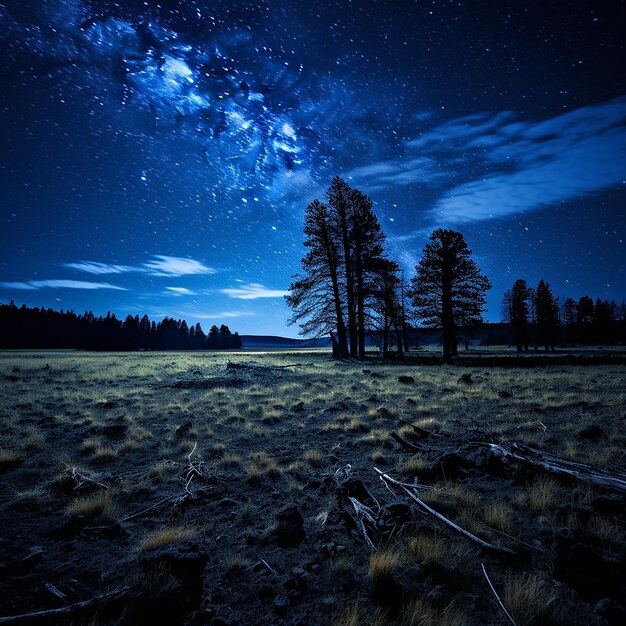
xmin=0 ymin=587 xmax=129 ymax=623
xmin=389 ymin=431 xmax=421 ymax=453
xmin=374 ymin=468 xmax=516 ymax=556
xmin=484 ymin=441 xmax=626 ymax=493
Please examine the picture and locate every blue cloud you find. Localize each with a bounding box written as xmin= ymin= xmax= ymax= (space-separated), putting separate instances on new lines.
xmin=65 ymin=256 xmax=216 ymax=277
xmin=0 ymin=280 xmax=126 ymax=290
xmin=429 ymin=98 xmax=626 ymax=222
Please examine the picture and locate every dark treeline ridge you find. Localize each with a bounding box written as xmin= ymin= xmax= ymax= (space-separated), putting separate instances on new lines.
xmin=501 ymin=278 xmax=626 ymax=351
xmin=0 ymin=301 xmax=242 ymax=350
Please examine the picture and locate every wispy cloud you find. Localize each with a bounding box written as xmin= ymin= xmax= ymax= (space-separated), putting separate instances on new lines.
xmin=179 ymin=311 xmax=255 ymax=319
xmin=63 ymin=261 xmax=137 ymax=275
xmin=165 ymin=287 xmax=196 ymax=296
xmin=65 ymin=255 xmax=216 ymax=277
xmin=345 ymin=157 xmax=448 ymax=192
xmin=221 ymin=283 xmax=290 ymax=300
xmin=0 ymin=279 xmax=126 ymax=290
xmin=348 ymin=97 xmax=626 ymax=225
xmin=426 ymin=98 xmax=626 ymax=222
xmin=143 ymin=256 xmax=216 ymax=277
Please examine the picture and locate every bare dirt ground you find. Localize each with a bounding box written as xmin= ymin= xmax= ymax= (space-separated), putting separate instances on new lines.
xmin=0 ymin=349 xmax=624 ymax=625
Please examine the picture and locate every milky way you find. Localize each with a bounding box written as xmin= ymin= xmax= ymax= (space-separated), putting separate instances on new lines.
xmin=1 ymin=1 xmax=624 ymax=335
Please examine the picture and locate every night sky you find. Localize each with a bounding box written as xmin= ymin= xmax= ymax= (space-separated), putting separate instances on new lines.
xmin=1 ymin=1 xmax=625 ymax=337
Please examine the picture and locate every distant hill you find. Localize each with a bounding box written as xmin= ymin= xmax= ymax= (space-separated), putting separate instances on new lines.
xmin=240 ymin=335 xmax=331 ymax=349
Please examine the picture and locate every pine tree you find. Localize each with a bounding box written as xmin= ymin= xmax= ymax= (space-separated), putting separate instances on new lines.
xmin=286 ymin=198 xmax=349 ymax=357
xmin=502 ymin=279 xmax=531 ymax=352
xmin=286 ymin=178 xmax=392 ymax=359
xmin=410 ymin=229 xmax=491 ymax=362
xmin=534 ymin=279 xmax=560 ymax=351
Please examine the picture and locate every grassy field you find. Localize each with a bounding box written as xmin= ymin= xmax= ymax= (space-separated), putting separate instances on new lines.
xmin=0 ymin=349 xmax=624 ymax=625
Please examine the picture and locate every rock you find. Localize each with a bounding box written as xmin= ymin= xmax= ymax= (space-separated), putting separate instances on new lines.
xmin=259 ymin=586 xmax=277 ymax=602
xmin=273 ymin=505 xmax=305 ymax=548
xmin=578 ymin=425 xmax=606 ymax=440
xmin=100 ymin=421 xmax=127 ymax=438
xmin=140 ymin=542 xmax=208 ymax=609
xmin=175 ymin=421 xmax=193 ymax=436
xmin=592 ymin=494 xmax=625 ymax=515
xmin=595 ymin=598 xmax=626 ymax=624
xmin=459 ymin=373 xmax=473 ymax=385
xmin=398 ymin=376 xmax=415 ymax=384
xmin=273 ymin=595 xmax=289 ymax=616
xmin=193 ymin=607 xmax=217 ymax=625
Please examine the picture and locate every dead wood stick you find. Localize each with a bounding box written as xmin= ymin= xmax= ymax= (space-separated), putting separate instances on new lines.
xmin=0 ymin=587 xmax=129 ymax=623
xmin=260 ymin=559 xmax=280 ymax=576
xmin=119 ymin=494 xmax=181 ymax=523
xmin=481 ymin=563 xmax=517 ymax=625
xmin=374 ymin=468 xmax=516 ymax=556
xmin=389 ymin=431 xmax=421 ymax=453
xmin=71 ymin=468 xmax=108 ymax=490
xmin=485 ymin=442 xmax=626 ymax=492
xmin=348 ymin=497 xmax=376 ymax=549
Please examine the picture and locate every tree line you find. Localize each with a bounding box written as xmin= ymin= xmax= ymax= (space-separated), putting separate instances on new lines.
xmin=0 ymin=301 xmax=242 ymax=350
xmin=502 ymin=279 xmax=626 ymax=351
xmin=286 ymin=177 xmax=624 ymax=360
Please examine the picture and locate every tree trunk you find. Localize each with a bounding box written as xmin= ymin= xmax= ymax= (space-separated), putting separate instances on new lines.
xmin=339 ymin=209 xmax=357 ymax=358
xmin=356 ymin=249 xmax=365 ymax=359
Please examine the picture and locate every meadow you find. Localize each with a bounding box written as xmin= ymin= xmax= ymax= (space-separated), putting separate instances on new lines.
xmin=0 ymin=349 xmax=624 ymax=625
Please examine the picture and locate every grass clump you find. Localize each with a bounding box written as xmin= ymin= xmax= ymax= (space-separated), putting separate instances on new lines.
xmin=304 ymin=449 xmax=324 ymax=467
xmin=244 ymin=451 xmax=281 ymax=481
xmin=139 ymin=526 xmax=198 ymax=551
xmin=502 ymin=573 xmax=558 ymax=625
xmin=401 ymin=598 xmax=467 ymax=626
xmin=368 ymin=549 xmax=399 ymax=581
xmin=406 ymin=531 xmax=446 ymax=563
xmin=484 ymin=502 xmax=514 ymax=533
xmin=67 ymin=490 xmax=117 ymax=520
xmin=528 ymin=476 xmax=560 ymax=511
xmin=0 ymin=447 xmax=23 ymax=468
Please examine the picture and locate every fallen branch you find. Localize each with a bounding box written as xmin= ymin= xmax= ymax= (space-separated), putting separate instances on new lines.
xmin=71 ymin=468 xmax=108 ymax=491
xmin=374 ymin=468 xmax=516 ymax=556
xmin=389 ymin=431 xmax=421 ymax=453
xmin=119 ymin=494 xmax=181 ymax=523
xmin=484 ymin=441 xmax=626 ymax=493
xmin=0 ymin=587 xmax=129 ymax=623
xmin=481 ymin=562 xmax=517 ymax=625
xmin=348 ymin=496 xmax=376 ymax=549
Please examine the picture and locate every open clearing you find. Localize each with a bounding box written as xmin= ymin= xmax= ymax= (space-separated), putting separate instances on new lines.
xmin=0 ymin=350 xmax=624 ymax=625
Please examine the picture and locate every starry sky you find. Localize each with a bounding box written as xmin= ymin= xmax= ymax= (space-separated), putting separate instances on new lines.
xmin=1 ymin=0 xmax=625 ymax=337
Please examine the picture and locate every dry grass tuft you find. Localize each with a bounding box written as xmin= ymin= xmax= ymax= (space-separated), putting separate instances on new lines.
xmin=304 ymin=449 xmax=324 ymax=467
xmin=528 ymin=476 xmax=560 ymax=511
xmin=397 ymin=456 xmax=427 ymax=475
xmin=406 ymin=531 xmax=446 ymax=563
xmin=222 ymin=553 xmax=250 ymax=578
xmin=333 ymin=603 xmax=387 ymax=626
xmin=24 ymin=427 xmax=44 ymax=450
xmin=484 ymin=502 xmax=514 ymax=533
xmin=368 ymin=549 xmax=399 ymax=581
xmin=245 ymin=451 xmax=281 ymax=481
xmin=503 ymin=573 xmax=559 ymax=625
xmin=67 ymin=490 xmax=117 ymax=520
xmin=401 ymin=598 xmax=467 ymax=626
xmin=0 ymin=447 xmax=23 ymax=467
xmin=139 ymin=526 xmax=198 ymax=551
